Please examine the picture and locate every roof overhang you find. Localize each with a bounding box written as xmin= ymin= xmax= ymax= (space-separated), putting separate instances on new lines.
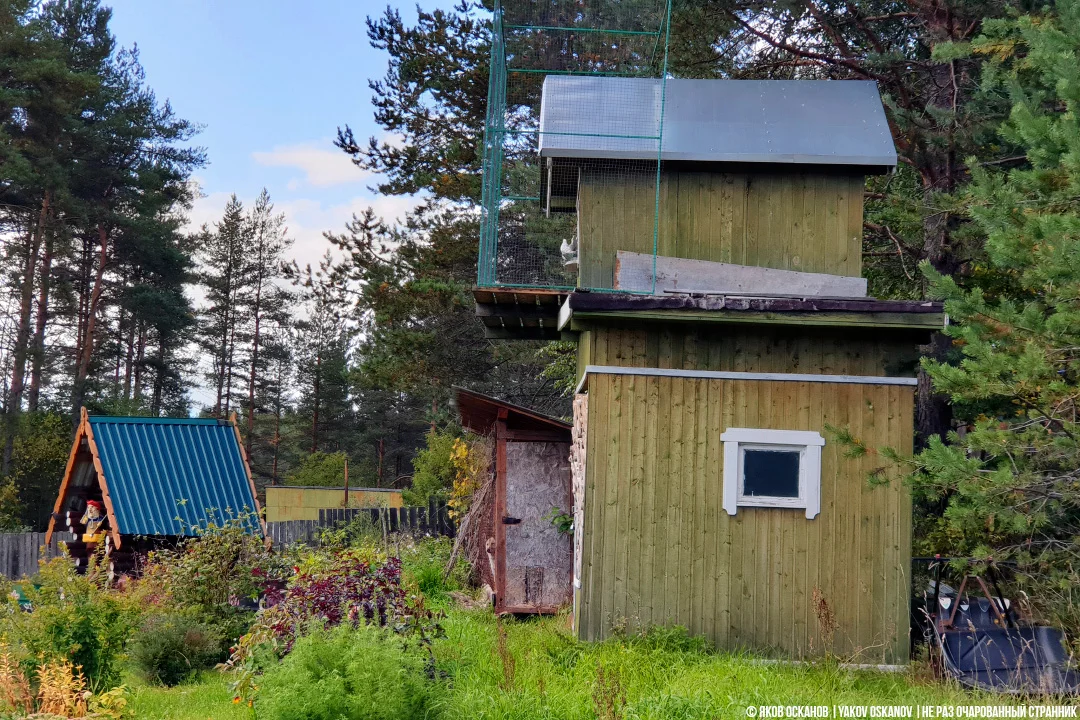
xmin=474 ymin=287 xmax=570 ymax=339
xmin=558 ymin=290 xmax=944 ymax=334
xmin=454 ymin=387 xmax=571 ymax=436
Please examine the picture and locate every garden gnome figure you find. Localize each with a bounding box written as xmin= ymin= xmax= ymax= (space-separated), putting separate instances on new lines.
xmin=81 ymin=499 xmax=106 ymax=542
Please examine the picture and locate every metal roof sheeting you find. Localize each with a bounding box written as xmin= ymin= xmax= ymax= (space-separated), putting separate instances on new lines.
xmin=537 ymin=77 xmax=897 ymax=170
xmin=88 ymin=416 xmax=260 ymax=536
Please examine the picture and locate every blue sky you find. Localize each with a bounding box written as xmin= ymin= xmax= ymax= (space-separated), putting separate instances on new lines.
xmin=105 ymin=0 xmax=455 ymax=268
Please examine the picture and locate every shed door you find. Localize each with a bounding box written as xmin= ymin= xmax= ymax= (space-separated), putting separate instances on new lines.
xmin=498 ymin=440 xmax=573 ymax=612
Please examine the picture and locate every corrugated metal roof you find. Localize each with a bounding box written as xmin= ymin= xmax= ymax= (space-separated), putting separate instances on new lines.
xmin=537 ymin=77 xmax=897 ymax=170
xmin=88 ymin=416 xmax=260 ymax=536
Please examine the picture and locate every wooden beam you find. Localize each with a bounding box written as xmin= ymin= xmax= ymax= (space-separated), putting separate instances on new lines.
xmin=82 ymin=410 xmax=124 ymax=550
xmin=570 ymin=309 xmax=942 ymax=331
xmin=475 ymin=303 xmax=559 ymax=320
xmin=614 ymin=251 xmax=868 ymax=297
xmin=45 ymin=409 xmax=88 ymax=545
xmin=229 ymin=412 xmax=266 ymax=536
xmin=482 ymin=327 xmax=562 ymax=340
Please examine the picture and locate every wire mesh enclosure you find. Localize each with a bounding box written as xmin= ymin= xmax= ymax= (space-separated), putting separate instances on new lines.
xmin=478 ymin=0 xmax=672 ymax=291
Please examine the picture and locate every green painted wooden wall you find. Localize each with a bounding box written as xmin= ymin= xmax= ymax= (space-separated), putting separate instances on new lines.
xmin=576 ymin=324 xmax=922 ymax=384
xmin=576 ymin=168 xmax=866 ymax=289
xmin=579 ymin=372 xmax=913 ymax=663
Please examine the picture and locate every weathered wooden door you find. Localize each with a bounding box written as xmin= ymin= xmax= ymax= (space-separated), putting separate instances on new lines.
xmin=495 ymin=432 xmax=573 ymax=613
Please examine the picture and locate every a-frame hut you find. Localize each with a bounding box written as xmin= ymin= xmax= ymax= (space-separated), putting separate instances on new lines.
xmin=46 ymin=409 xmax=263 ymax=576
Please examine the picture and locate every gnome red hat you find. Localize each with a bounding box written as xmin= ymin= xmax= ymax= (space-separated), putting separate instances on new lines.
xmin=86 ymin=500 xmax=104 ymax=511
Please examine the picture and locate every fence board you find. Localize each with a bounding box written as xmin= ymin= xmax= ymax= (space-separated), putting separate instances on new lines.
xmin=268 ymin=505 xmax=455 ymax=547
xmin=0 ymin=532 xmax=76 ymax=579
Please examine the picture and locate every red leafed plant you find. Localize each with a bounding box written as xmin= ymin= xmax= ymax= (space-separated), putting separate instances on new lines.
xmin=222 ymin=548 xmax=443 ymax=703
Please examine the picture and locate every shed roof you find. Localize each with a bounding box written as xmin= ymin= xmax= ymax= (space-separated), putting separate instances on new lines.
xmin=455 ymin=388 xmax=571 ymax=436
xmin=538 ymin=77 xmax=896 ymax=171
xmin=47 ymin=411 xmax=261 ymax=545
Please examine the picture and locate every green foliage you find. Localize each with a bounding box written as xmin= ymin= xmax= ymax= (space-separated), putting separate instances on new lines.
xmin=399 ymin=536 xmax=469 ymax=610
xmin=127 ymin=671 xmax=251 ymax=720
xmin=0 ymin=558 xmax=134 ymax=692
xmin=7 ymin=411 xmax=69 ymax=530
xmin=538 ymin=341 xmax=579 ymax=397
xmin=128 ymin=610 xmax=225 ymax=686
xmin=138 ymin=517 xmax=289 ymax=645
xmin=284 ymin=451 xmax=348 ymax=487
xmin=403 ymin=429 xmax=459 ymax=506
xmin=255 ymin=624 xmax=436 ymax=720
xmin=544 ymin=507 xmax=574 ymax=536
xmin=904 ymin=0 xmax=1080 ymax=631
xmin=429 ymin=611 xmax=981 ymax=718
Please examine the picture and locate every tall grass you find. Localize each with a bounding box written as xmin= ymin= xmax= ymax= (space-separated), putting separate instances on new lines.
xmin=431 ymin=611 xmax=984 ymax=720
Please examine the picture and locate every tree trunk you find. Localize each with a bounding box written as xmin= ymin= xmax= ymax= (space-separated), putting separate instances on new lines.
xmin=27 ymin=222 xmax=54 ymax=413
xmin=3 ymin=192 xmax=50 ymax=473
xmin=311 ymin=353 xmax=321 ymax=453
xmin=122 ymin=310 xmax=135 ymax=400
xmin=151 ymin=340 xmax=165 ymax=416
xmin=71 ymin=223 xmax=109 ymax=424
xmin=246 ymin=277 xmax=263 ymax=454
xmin=133 ymin=322 xmax=147 ymax=402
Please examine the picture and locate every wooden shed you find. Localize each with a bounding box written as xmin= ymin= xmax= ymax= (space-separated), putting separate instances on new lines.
xmin=46 ymin=409 xmax=263 ymax=576
xmin=476 ymin=78 xmax=945 ymax=663
xmin=456 ymin=388 xmax=573 ymax=614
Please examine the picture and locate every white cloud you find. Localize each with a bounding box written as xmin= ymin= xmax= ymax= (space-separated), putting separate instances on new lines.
xmin=251 ymin=141 xmax=368 ymax=189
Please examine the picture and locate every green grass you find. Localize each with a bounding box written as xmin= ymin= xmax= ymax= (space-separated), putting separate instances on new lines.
xmin=124 ymin=611 xmax=999 ymax=720
xmin=430 ymin=610 xmax=989 ymax=720
xmin=126 ymin=671 xmax=251 ymax=720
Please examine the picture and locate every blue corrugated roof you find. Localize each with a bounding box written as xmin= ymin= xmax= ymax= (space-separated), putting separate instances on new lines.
xmin=88 ymin=416 xmax=260 ymax=537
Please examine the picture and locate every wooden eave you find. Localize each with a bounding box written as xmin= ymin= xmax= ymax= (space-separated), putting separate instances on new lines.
xmin=46 ymin=407 xmax=123 ymax=549
xmin=455 ymin=387 xmax=571 ymax=436
xmin=473 ymin=287 xmax=570 ymax=340
xmin=559 ymin=291 xmax=945 ymax=333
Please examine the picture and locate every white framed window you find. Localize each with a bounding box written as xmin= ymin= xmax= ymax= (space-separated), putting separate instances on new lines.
xmin=720 ymin=428 xmax=825 ymax=520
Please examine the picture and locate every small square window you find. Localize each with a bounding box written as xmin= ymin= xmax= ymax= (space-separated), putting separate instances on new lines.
xmin=721 ymin=429 xmax=825 ymax=519
xmin=742 ymin=448 xmax=801 ymax=499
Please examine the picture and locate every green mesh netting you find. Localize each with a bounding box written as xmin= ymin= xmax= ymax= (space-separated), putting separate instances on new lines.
xmin=478 ymin=0 xmax=672 ymax=291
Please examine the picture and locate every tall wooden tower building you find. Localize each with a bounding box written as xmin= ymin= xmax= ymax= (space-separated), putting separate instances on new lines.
xmin=476 ymin=76 xmax=942 ymax=663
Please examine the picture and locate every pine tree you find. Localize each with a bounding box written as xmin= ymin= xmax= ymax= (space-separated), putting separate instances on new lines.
xmin=893 ymin=0 xmax=1080 ymax=628
xmin=196 ymin=195 xmax=249 ymax=417
xmin=241 ymin=189 xmax=292 ymax=454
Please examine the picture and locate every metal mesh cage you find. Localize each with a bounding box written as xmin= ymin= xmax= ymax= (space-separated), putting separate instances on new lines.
xmin=478 ymin=0 xmax=672 ymax=291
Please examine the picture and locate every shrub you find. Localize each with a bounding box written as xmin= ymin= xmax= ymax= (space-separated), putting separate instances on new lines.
xmin=403 ymin=429 xmax=458 ymax=505
xmin=255 ymin=624 xmax=436 ymax=720
xmin=284 ymin=451 xmax=349 ymax=487
xmin=255 ymin=549 xmax=434 ymax=651
xmin=0 ymin=558 xmax=134 ymax=692
xmin=129 ymin=610 xmax=225 ymax=686
xmin=399 ymin=536 xmax=468 ymax=609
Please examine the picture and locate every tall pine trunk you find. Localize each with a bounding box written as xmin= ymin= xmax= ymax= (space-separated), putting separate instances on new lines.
xmin=71 ymin=223 xmax=109 ymax=425
xmin=246 ymin=277 xmax=263 ymax=454
xmin=4 ymin=192 xmax=50 ymax=473
xmin=27 ymin=225 xmax=53 ymax=413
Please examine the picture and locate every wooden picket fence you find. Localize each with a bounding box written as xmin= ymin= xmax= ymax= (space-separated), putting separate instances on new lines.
xmin=266 ymin=500 xmax=455 ymax=547
xmin=0 ymin=531 xmax=76 ymax=580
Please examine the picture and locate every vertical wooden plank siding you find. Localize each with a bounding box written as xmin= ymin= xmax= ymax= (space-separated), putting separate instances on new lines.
xmin=575 ymin=326 xmax=922 ymax=392
xmin=576 ymin=169 xmax=865 ymax=290
xmin=578 ymin=373 xmax=913 ymax=664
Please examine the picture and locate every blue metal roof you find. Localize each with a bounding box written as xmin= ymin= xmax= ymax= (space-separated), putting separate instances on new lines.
xmin=88 ymin=416 xmax=260 ymax=537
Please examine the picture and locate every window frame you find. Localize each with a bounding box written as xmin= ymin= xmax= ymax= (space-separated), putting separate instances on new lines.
xmin=720 ymin=428 xmax=825 ymax=520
